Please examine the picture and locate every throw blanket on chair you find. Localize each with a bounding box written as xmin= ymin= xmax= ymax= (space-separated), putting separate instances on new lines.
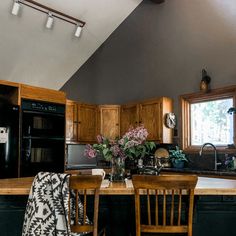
xmin=22 ymin=172 xmax=87 ymax=236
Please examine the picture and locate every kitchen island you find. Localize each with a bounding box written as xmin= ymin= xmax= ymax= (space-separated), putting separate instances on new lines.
xmin=1 ymin=176 xmax=236 ymax=236
xmin=1 ymin=175 xmax=236 ymax=195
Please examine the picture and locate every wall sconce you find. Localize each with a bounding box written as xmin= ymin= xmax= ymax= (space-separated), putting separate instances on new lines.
xmin=11 ymin=0 xmax=85 ymax=37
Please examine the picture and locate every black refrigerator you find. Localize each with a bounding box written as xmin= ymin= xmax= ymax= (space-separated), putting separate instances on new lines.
xmin=0 ymin=100 xmax=19 ymax=178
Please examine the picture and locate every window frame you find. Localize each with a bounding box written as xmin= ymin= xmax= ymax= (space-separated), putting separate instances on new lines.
xmin=180 ymin=85 xmax=236 ymax=154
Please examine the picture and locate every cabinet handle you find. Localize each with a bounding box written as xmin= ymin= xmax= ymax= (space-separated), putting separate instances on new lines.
xmin=116 ymin=123 xmax=119 ymax=126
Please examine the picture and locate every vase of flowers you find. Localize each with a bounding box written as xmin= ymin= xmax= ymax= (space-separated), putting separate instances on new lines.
xmin=110 ymin=156 xmax=125 ymax=181
xmin=84 ymin=125 xmax=156 ymax=181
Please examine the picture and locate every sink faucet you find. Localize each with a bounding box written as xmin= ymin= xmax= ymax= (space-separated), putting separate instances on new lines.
xmin=199 ymin=143 xmax=220 ymax=171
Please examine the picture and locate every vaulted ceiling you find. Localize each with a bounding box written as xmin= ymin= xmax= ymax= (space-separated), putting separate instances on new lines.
xmin=0 ymin=0 xmax=142 ymax=89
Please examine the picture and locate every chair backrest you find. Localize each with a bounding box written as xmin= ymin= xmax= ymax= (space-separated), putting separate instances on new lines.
xmin=132 ymin=175 xmax=198 ymax=236
xmin=69 ymin=175 xmax=102 ymax=236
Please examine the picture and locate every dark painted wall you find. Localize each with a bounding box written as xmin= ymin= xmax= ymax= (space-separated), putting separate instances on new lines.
xmin=61 ymin=0 xmax=236 ymax=112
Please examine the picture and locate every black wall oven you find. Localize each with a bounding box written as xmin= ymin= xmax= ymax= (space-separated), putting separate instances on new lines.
xmin=20 ymin=99 xmax=65 ymax=177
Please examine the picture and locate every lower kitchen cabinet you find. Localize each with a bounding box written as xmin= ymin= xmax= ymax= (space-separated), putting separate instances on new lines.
xmin=1 ymin=195 xmax=236 ymax=236
xmin=0 ymin=196 xmax=27 ymax=236
xmin=193 ymin=196 xmax=236 ymax=236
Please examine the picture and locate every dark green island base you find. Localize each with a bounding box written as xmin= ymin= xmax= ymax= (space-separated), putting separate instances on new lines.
xmin=1 ymin=195 xmax=236 ymax=236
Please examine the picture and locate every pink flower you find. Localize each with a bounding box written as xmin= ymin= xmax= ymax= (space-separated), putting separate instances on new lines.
xmin=97 ymin=135 xmax=103 ymax=144
xmin=84 ymin=144 xmax=97 ymax=159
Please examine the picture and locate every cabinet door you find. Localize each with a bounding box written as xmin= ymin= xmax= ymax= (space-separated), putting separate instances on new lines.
xmin=99 ymin=105 xmax=120 ymax=139
xmin=139 ymin=99 xmax=161 ymax=141
xmin=66 ymin=100 xmax=78 ymax=142
xmin=120 ymin=104 xmax=139 ymax=135
xmin=77 ymin=104 xmax=98 ymax=142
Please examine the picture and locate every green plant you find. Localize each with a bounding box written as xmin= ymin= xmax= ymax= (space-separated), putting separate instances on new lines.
xmin=169 ymin=146 xmax=188 ymax=164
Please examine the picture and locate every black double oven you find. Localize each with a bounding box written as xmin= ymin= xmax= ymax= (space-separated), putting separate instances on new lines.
xmin=20 ymin=99 xmax=65 ymax=177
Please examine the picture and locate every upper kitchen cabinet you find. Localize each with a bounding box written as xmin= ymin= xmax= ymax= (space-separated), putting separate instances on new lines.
xmin=77 ymin=103 xmax=98 ymax=143
xmin=98 ymin=105 xmax=120 ymax=140
xmin=0 ymin=80 xmax=66 ymax=105
xmin=120 ymin=103 xmax=139 ymax=135
xmin=66 ymin=100 xmax=78 ymax=142
xmin=20 ymin=84 xmax=66 ymax=104
xmin=121 ymin=97 xmax=173 ymax=143
xmin=0 ymin=81 xmax=19 ymax=105
xmin=66 ymin=100 xmax=98 ymax=143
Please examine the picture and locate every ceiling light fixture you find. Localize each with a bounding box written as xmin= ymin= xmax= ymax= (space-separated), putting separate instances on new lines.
xmin=11 ymin=0 xmax=21 ymax=16
xmin=11 ymin=0 xmax=85 ymax=37
xmin=74 ymin=25 xmax=83 ymax=38
xmin=46 ymin=12 xmax=54 ymax=29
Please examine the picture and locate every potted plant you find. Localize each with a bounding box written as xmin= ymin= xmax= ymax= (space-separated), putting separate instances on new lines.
xmin=169 ymin=146 xmax=188 ymax=169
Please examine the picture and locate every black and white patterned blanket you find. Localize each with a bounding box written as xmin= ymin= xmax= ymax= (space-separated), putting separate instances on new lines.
xmin=22 ymin=172 xmax=87 ymax=236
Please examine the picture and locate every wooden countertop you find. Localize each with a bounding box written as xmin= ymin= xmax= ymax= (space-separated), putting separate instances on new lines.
xmin=1 ymin=176 xmax=236 ymax=195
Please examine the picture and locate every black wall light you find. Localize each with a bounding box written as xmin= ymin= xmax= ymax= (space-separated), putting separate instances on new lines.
xmin=227 ymin=107 xmax=236 ymax=115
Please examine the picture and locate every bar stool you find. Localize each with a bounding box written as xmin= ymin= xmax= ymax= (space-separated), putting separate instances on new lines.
xmin=132 ymin=175 xmax=198 ymax=236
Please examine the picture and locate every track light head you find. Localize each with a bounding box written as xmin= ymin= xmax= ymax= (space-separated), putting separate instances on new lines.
xmin=11 ymin=0 xmax=20 ymax=16
xmin=46 ymin=12 xmax=54 ymax=29
xmin=75 ymin=25 xmax=83 ymax=38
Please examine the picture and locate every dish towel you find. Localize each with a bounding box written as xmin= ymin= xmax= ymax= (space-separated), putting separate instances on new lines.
xmin=22 ymin=172 xmax=87 ymax=236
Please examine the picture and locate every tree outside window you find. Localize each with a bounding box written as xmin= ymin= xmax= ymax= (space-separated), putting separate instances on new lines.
xmin=180 ymin=85 xmax=236 ymax=153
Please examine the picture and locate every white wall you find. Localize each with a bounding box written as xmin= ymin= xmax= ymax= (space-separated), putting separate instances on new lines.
xmin=0 ymin=0 xmax=142 ymax=89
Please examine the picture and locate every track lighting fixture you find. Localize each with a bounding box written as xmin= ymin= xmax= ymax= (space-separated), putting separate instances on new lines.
xmin=11 ymin=0 xmax=86 ymax=37
xmin=74 ymin=25 xmax=83 ymax=38
xmin=11 ymin=0 xmax=20 ymax=16
xmin=46 ymin=12 xmax=54 ymax=29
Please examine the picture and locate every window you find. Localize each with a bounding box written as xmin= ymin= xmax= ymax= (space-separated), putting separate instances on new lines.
xmin=181 ymin=85 xmax=236 ymax=152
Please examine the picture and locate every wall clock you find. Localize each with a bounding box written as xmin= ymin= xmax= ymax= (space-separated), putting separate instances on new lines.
xmin=165 ymin=113 xmax=176 ymax=129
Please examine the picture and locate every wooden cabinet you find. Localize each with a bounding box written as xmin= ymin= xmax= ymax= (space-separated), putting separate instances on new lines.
xmin=66 ymin=100 xmax=98 ymax=143
xmin=77 ymin=103 xmax=98 ymax=142
xmin=139 ymin=98 xmax=161 ymax=141
xmin=20 ymin=84 xmax=66 ymax=104
xmin=98 ymin=105 xmax=120 ymax=139
xmin=120 ymin=103 xmax=139 ymax=135
xmin=121 ymin=97 xmax=173 ymax=143
xmin=66 ymin=100 xmax=78 ymax=142
xmin=0 ymin=80 xmax=66 ymax=105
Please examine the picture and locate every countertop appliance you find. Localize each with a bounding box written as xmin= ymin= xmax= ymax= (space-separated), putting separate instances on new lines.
xmin=20 ymin=99 xmax=65 ymax=177
xmin=0 ymin=99 xmax=19 ymax=178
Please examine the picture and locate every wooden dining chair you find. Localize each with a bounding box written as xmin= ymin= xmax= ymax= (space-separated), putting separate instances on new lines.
xmin=69 ymin=175 xmax=104 ymax=236
xmin=132 ymin=175 xmax=198 ymax=236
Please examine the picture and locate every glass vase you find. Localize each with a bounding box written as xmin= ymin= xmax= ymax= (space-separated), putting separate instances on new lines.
xmin=110 ymin=157 xmax=125 ymax=182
